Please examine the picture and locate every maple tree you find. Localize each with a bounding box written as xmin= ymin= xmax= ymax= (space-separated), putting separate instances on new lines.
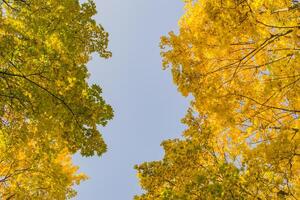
xmin=0 ymin=0 xmax=113 ymax=198
xmin=136 ymin=0 xmax=299 ymax=199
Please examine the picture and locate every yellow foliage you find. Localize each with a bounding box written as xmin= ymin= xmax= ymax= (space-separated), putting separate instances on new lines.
xmin=136 ymin=0 xmax=300 ymax=199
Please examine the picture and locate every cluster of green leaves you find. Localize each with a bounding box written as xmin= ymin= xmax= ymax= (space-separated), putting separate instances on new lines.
xmin=136 ymin=0 xmax=299 ymax=199
xmin=0 ymin=0 xmax=113 ymax=198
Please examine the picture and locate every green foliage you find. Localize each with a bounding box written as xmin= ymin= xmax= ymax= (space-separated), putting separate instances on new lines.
xmin=0 ymin=0 xmax=113 ymax=198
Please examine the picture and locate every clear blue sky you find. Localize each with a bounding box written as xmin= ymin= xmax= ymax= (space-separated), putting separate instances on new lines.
xmin=73 ymin=1 xmax=188 ymax=199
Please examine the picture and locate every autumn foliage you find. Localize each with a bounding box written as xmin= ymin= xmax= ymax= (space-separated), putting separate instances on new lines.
xmin=0 ymin=0 xmax=112 ymax=198
xmin=136 ymin=0 xmax=300 ymax=199
xmin=1 ymin=0 xmax=299 ymax=199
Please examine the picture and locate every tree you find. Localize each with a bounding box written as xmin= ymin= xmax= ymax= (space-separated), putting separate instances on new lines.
xmin=0 ymin=0 xmax=113 ymax=198
xmin=135 ymin=0 xmax=299 ymax=199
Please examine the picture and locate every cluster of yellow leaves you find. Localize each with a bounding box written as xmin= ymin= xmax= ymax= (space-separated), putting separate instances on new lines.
xmin=0 ymin=132 xmax=87 ymax=199
xmin=136 ymin=0 xmax=299 ymax=199
xmin=0 ymin=0 xmax=113 ymax=198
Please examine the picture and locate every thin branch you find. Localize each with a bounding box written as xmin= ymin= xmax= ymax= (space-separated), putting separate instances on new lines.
xmin=234 ymin=93 xmax=300 ymax=113
xmin=0 ymin=70 xmax=81 ymax=127
xmin=256 ymin=19 xmax=300 ymax=29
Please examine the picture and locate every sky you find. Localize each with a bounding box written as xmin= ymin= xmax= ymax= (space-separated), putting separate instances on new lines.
xmin=73 ymin=1 xmax=189 ymax=199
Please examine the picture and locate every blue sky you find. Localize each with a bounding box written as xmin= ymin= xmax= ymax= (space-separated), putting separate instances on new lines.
xmin=73 ymin=1 xmax=189 ymax=199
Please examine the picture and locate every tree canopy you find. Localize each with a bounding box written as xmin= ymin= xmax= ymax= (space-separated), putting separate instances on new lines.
xmin=0 ymin=0 xmax=113 ymax=198
xmin=136 ymin=0 xmax=299 ymax=199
